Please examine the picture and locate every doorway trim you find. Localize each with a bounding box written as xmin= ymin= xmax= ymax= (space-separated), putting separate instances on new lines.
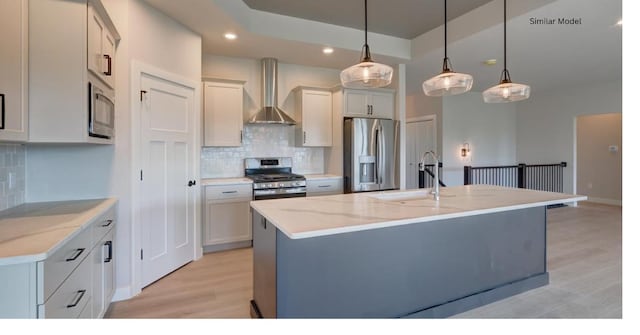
xmin=129 ymin=60 xmax=202 ymax=297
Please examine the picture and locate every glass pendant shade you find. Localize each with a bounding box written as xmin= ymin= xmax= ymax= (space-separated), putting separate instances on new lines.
xmin=340 ymin=60 xmax=393 ymax=89
xmin=484 ymin=0 xmax=531 ymax=103
xmin=340 ymin=0 xmax=393 ymax=89
xmin=423 ymin=0 xmax=473 ymax=97
xmin=482 ymin=81 xmax=530 ymax=103
xmin=423 ymin=69 xmax=473 ymax=96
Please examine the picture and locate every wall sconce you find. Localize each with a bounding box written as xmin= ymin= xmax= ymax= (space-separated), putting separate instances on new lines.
xmin=461 ymin=143 xmax=470 ymax=157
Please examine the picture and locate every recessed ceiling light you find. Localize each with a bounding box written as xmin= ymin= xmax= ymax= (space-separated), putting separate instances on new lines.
xmin=224 ymin=33 xmax=237 ymax=40
xmin=323 ymin=47 xmax=334 ymax=54
xmin=483 ymin=59 xmax=497 ymax=66
xmin=616 ymin=19 xmax=622 ymax=26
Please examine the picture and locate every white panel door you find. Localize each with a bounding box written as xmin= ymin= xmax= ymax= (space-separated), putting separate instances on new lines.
xmin=140 ymin=74 xmax=195 ymax=288
xmin=406 ymin=118 xmax=436 ymax=189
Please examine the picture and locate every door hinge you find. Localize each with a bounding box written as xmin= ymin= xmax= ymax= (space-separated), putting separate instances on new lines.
xmin=140 ymin=170 xmax=143 ymax=181
xmin=140 ymin=90 xmax=147 ymax=102
xmin=140 ymin=249 xmax=144 ymax=260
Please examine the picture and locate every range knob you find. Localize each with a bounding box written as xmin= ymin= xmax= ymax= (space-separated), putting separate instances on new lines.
xmin=279 ymin=183 xmax=285 ymax=187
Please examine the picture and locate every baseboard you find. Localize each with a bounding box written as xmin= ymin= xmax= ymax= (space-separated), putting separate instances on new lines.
xmin=584 ymin=197 xmax=622 ymax=206
xmin=203 ymin=240 xmax=252 ymax=253
xmin=111 ymin=286 xmax=134 ymax=302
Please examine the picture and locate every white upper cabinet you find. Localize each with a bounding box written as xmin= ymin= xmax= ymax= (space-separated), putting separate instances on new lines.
xmin=294 ymin=87 xmax=332 ymax=147
xmin=343 ymin=88 xmax=395 ymax=119
xmin=87 ymin=2 xmax=116 ymax=89
xmin=28 ymin=0 xmax=120 ymax=144
xmin=0 ymin=0 xmax=28 ymax=142
xmin=203 ymin=79 xmax=245 ymax=147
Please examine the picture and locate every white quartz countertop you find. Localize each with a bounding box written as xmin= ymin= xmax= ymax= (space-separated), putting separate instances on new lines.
xmin=201 ymin=177 xmax=253 ymax=186
xmin=304 ymin=174 xmax=342 ymax=180
xmin=0 ymin=198 xmax=117 ymax=266
xmin=250 ymin=185 xmax=587 ymax=239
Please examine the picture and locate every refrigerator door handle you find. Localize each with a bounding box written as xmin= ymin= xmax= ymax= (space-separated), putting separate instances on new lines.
xmin=376 ymin=125 xmax=383 ymax=185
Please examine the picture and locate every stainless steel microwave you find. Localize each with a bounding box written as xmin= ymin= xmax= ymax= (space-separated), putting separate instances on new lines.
xmin=88 ymin=81 xmax=115 ymax=139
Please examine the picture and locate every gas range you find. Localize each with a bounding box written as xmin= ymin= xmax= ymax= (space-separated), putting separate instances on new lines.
xmin=244 ymin=158 xmax=306 ymax=200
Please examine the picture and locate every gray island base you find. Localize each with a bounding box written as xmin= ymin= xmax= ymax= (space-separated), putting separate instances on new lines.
xmin=250 ymin=206 xmax=549 ymax=318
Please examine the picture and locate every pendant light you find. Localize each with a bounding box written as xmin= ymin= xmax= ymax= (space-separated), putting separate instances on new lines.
xmin=340 ymin=0 xmax=393 ymax=89
xmin=482 ymin=0 xmax=530 ymax=103
xmin=423 ymin=0 xmax=473 ymax=96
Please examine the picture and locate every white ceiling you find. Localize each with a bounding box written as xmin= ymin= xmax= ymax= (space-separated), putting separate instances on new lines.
xmin=142 ymin=0 xmax=622 ymax=95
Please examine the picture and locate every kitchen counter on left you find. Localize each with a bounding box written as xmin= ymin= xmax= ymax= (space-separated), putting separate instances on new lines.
xmin=0 ymin=198 xmax=117 ymax=266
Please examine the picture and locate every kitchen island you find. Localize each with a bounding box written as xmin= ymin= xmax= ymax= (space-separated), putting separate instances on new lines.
xmin=249 ymin=185 xmax=586 ymax=318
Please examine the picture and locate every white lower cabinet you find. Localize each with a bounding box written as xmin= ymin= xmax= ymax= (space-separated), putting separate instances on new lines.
xmin=91 ymin=229 xmax=114 ymax=318
xmin=203 ymin=184 xmax=252 ymax=250
xmin=0 ymin=202 xmax=116 ymax=318
xmin=307 ymin=178 xmax=343 ymax=197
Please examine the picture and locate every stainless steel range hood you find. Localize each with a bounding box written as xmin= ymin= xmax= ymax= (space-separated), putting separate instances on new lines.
xmin=248 ymin=58 xmax=296 ymax=125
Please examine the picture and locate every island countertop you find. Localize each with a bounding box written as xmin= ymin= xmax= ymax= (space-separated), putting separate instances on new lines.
xmin=250 ymin=184 xmax=586 ymax=239
xmin=0 ymin=198 xmax=117 ymax=266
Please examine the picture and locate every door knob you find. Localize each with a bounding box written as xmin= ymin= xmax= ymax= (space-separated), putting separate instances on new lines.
xmin=188 ymin=180 xmax=196 ymax=187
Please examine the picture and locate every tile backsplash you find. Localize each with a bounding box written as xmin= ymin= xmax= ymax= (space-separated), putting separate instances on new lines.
xmin=0 ymin=144 xmax=26 ymax=211
xmin=201 ymin=125 xmax=324 ymax=178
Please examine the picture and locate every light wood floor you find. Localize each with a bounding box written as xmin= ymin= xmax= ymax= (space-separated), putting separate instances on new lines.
xmin=105 ymin=202 xmax=622 ymax=318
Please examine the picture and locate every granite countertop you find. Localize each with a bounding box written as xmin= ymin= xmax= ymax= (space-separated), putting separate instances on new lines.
xmin=201 ymin=177 xmax=253 ymax=186
xmin=0 ymin=198 xmax=117 ymax=266
xmin=250 ymin=185 xmax=587 ymax=239
xmin=303 ymin=174 xmax=342 ymax=180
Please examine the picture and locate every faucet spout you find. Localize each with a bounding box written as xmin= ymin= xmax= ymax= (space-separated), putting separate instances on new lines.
xmin=420 ymin=150 xmax=440 ymax=200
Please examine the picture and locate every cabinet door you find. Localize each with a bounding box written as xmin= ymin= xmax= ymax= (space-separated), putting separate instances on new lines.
xmin=0 ymin=0 xmax=28 ymax=142
xmin=90 ymin=229 xmax=114 ymax=319
xmin=204 ymin=200 xmax=252 ymax=246
xmin=301 ymin=90 xmax=332 ymax=147
xmin=203 ymin=81 xmax=244 ymax=147
xmin=88 ymin=4 xmax=115 ymax=89
xmin=344 ymin=90 xmax=369 ymax=117
xmin=87 ymin=5 xmax=106 ymax=82
xmin=370 ymin=92 xmax=394 ymax=119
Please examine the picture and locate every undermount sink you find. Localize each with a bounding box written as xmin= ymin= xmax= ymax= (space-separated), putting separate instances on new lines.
xmin=366 ymin=189 xmax=432 ymax=201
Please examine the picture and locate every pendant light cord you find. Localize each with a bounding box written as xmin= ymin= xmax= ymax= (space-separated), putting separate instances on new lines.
xmin=361 ymin=0 xmax=372 ymax=62
xmin=444 ymin=0 xmax=447 ymax=60
xmin=503 ymin=0 xmax=507 ymax=72
xmin=365 ymin=0 xmax=368 ymax=46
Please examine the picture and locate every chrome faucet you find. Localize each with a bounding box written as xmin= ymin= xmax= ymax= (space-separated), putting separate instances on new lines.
xmin=420 ymin=151 xmax=440 ymax=200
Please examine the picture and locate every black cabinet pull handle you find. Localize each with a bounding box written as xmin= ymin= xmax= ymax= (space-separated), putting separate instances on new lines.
xmin=104 ymin=241 xmax=113 ymax=263
xmin=188 ymin=180 xmax=197 ymax=187
xmin=262 ymin=218 xmax=267 ymax=230
xmin=103 ymin=55 xmax=112 ymax=76
xmin=0 ymin=93 xmax=5 ymax=130
xmin=66 ymin=290 xmax=87 ymax=308
xmin=65 ymin=248 xmax=85 ymax=262
xmin=101 ymin=219 xmax=113 ymax=227
xmin=318 ymin=185 xmax=331 ymax=188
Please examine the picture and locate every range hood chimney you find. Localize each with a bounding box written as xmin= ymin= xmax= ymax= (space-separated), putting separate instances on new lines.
xmin=248 ymin=58 xmax=296 ymax=125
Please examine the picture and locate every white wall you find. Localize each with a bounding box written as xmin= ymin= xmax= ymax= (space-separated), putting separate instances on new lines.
xmin=516 ymin=80 xmax=622 ymax=194
xmin=442 ymin=92 xmax=517 ymax=186
xmin=200 ymin=54 xmax=340 ymax=177
xmin=25 ymin=0 xmax=202 ymax=301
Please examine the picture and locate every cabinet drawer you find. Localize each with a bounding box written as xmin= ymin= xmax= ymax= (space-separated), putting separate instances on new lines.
xmin=38 ymin=256 xmax=92 ymax=318
xmin=205 ymin=184 xmax=252 ymax=201
xmin=91 ymin=206 xmax=116 ymax=245
xmin=38 ymin=226 xmax=92 ymax=304
xmin=307 ymin=178 xmax=342 ymax=194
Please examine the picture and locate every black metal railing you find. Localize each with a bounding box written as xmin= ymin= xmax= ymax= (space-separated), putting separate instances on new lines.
xmin=464 ymin=162 xmax=567 ymax=193
xmin=418 ymin=163 xmax=445 ymax=189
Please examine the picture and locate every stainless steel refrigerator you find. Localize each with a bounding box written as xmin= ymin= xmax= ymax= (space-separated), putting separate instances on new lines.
xmin=344 ymin=117 xmax=399 ymax=193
